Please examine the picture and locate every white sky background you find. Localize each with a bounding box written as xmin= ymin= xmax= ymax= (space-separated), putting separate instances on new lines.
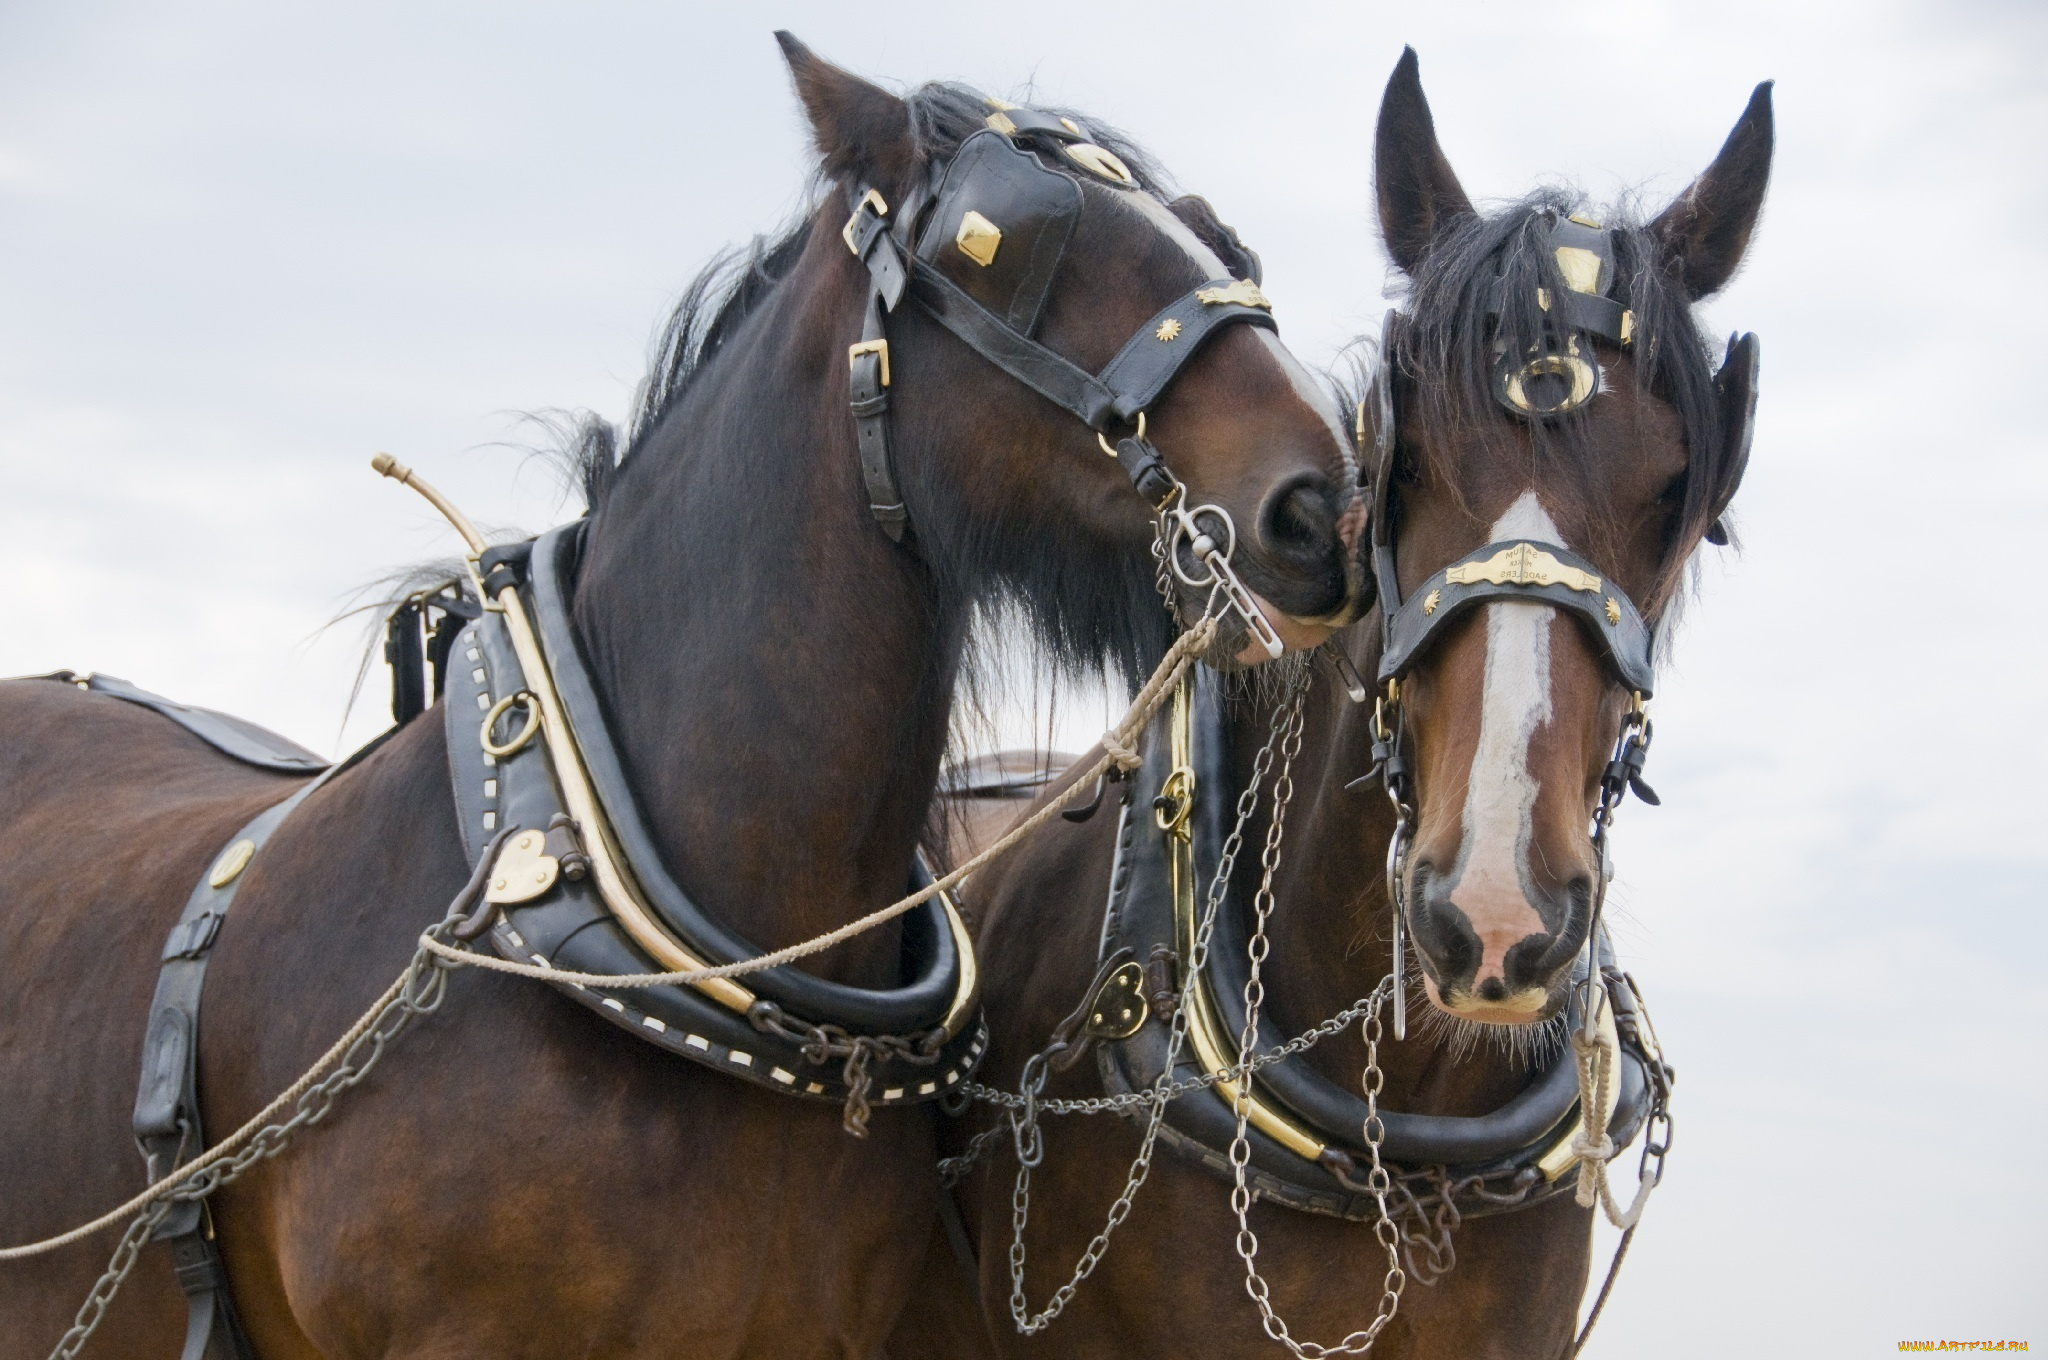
xmin=2 ymin=0 xmax=2043 ymax=1351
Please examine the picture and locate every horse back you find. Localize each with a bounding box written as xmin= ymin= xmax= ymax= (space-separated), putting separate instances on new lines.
xmin=0 ymin=677 xmax=309 ymax=1354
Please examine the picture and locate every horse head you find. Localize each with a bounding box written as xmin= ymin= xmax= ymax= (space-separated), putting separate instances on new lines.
xmin=760 ymin=35 xmax=1365 ymax=670
xmin=1367 ymin=49 xmax=1770 ymax=1023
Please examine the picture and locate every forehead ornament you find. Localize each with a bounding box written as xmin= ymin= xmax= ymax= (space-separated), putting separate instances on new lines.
xmin=1489 ymin=213 xmax=1634 ymax=421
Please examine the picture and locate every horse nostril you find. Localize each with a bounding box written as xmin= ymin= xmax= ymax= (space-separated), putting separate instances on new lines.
xmin=1257 ymin=474 xmax=1338 ymax=557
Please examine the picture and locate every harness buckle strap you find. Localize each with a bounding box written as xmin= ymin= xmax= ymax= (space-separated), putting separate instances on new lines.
xmin=847 ymin=338 xmax=890 ymax=388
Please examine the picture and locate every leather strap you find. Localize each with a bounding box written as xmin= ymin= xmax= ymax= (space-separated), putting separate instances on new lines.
xmin=1377 ymin=538 xmax=1657 ymax=696
xmin=847 ymin=191 xmax=912 ymax=539
xmin=133 ymin=769 xmax=335 ymax=1360
xmin=33 ymin=672 xmax=329 ymax=773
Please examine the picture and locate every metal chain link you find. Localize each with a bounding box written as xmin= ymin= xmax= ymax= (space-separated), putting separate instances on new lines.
xmin=1002 ymin=681 xmax=1299 ymax=1334
xmin=1226 ymin=686 xmax=1409 ymax=1357
xmin=43 ymin=913 xmax=464 ymax=1360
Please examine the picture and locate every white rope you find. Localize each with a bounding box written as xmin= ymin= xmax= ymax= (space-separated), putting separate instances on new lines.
xmin=0 ymin=616 xmax=1218 ymax=1260
xmin=419 ymin=616 xmax=1216 ymax=991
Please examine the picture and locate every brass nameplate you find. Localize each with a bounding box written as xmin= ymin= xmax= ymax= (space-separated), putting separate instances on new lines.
xmin=1444 ymin=543 xmax=1601 ymax=594
xmin=1195 ymin=278 xmax=1271 ymax=310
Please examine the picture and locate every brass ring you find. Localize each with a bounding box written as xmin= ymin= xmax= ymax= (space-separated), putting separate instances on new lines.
xmin=1096 ymin=410 xmax=1148 ymax=458
xmin=480 ymin=691 xmax=541 ymax=758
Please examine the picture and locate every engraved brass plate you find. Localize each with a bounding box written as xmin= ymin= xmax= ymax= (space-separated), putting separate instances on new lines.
xmin=1081 ymin=961 xmax=1149 ymax=1041
xmin=955 ymin=210 xmax=1002 ymax=267
xmin=486 ymin=828 xmax=560 ymax=906
xmin=1554 ymin=245 xmax=1603 ymax=295
xmin=1195 ymin=278 xmax=1271 ymax=310
xmin=1155 ymin=317 xmax=1182 ymax=342
xmin=208 ymin=839 xmax=256 ymax=889
xmin=1444 ymin=543 xmax=1601 ymax=594
xmin=1065 ymin=142 xmax=1134 ymax=185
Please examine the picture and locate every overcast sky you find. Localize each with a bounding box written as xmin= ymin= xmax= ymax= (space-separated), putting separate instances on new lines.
xmin=2 ymin=0 xmax=2042 ymax=1351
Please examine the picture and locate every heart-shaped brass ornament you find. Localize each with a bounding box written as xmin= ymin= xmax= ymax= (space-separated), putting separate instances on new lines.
xmin=486 ymin=828 xmax=560 ymax=906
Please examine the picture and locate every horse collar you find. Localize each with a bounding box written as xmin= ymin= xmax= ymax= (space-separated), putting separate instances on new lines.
xmin=443 ymin=524 xmax=987 ymax=1116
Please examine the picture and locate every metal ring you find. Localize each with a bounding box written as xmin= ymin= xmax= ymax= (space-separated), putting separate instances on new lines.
xmin=1095 ymin=409 xmax=1147 ymax=458
xmin=480 ymin=691 xmax=541 ymax=758
xmin=1165 ymin=501 xmax=1238 ymax=589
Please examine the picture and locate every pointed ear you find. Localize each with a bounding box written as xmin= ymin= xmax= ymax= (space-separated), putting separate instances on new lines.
xmin=1652 ymin=83 xmax=1774 ymax=300
xmin=775 ymin=32 xmax=917 ymax=197
xmin=1703 ymin=332 xmax=1759 ymax=545
xmin=1374 ymin=48 xmax=1474 ymax=274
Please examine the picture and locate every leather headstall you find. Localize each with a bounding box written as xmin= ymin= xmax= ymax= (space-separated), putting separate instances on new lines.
xmin=841 ymin=100 xmax=1279 ymax=541
xmin=1091 ymin=671 xmax=1655 ymax=1221
xmin=445 ymin=525 xmax=987 ymax=1108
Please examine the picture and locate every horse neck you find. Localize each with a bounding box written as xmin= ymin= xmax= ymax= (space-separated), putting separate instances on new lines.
xmin=570 ymin=251 xmax=964 ymax=983
xmin=1257 ymin=680 xmax=1533 ymax=1110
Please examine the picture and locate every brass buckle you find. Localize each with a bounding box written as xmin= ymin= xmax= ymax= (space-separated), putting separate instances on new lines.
xmin=840 ymin=188 xmax=888 ymax=256
xmin=847 ymin=338 xmax=891 ymax=388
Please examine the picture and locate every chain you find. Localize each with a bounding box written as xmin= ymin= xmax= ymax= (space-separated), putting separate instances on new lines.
xmin=1227 ymin=686 xmax=1409 ymax=1357
xmin=45 ymin=1204 xmax=169 ymax=1360
xmin=1002 ymin=680 xmax=1300 ymax=1334
xmin=39 ymin=911 xmax=465 ymax=1360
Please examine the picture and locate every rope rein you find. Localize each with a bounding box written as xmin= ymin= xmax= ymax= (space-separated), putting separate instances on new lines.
xmin=0 ymin=615 xmax=1216 ymax=1267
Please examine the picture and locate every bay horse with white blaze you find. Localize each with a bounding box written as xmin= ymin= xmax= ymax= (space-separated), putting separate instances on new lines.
xmin=0 ymin=35 xmax=1365 ymax=1360
xmin=894 ymin=49 xmax=1770 ymax=1359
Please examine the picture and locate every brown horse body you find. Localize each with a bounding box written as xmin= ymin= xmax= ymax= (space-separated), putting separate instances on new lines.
xmin=895 ymin=51 xmax=1771 ymax=1359
xmin=0 ymin=37 xmax=1363 ymax=1360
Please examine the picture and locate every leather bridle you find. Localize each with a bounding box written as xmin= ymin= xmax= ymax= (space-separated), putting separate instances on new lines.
xmin=840 ymin=101 xmax=1282 ymax=543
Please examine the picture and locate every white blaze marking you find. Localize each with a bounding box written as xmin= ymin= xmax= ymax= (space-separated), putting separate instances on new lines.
xmin=1453 ymin=491 xmax=1563 ymax=982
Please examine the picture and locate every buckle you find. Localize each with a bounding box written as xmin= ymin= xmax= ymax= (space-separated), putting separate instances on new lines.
xmin=848 ymin=339 xmax=891 ymax=388
xmin=841 ymin=189 xmax=889 ymax=256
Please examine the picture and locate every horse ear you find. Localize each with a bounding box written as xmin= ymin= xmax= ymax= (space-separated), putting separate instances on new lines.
xmin=1651 ymin=83 xmax=1774 ymax=300
xmin=1373 ymin=48 xmax=1474 ymax=274
xmin=1167 ymin=195 xmax=1263 ymax=285
xmin=774 ymin=32 xmax=917 ymax=197
xmin=1703 ymin=332 xmax=1760 ymax=545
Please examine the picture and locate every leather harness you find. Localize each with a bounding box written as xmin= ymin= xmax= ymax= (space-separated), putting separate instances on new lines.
xmin=842 ymin=105 xmax=1280 ymax=539
xmin=1091 ymin=669 xmax=1656 ymax=1222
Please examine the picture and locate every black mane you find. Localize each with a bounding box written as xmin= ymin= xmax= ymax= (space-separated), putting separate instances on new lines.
xmin=1388 ymin=189 xmax=1727 ymax=598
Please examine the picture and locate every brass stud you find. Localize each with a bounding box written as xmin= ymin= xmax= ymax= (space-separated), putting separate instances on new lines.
xmin=1421 ymin=588 xmax=1441 ymax=617
xmin=1155 ymin=317 xmax=1182 ymax=342
xmin=954 ymin=210 xmax=1002 ymax=267
xmin=1065 ymin=142 xmax=1135 ymax=185
xmin=208 ymin=839 xmax=256 ymax=889
xmin=1605 ymin=597 xmax=1621 ymax=625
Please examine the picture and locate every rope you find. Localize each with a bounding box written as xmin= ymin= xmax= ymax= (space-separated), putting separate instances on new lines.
xmin=0 ymin=615 xmax=1217 ymax=1261
xmin=418 ymin=616 xmax=1217 ymax=991
xmin=0 ymin=966 xmax=414 ymax=1261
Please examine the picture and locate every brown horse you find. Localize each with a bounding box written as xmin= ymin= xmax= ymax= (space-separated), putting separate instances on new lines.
xmin=894 ymin=50 xmax=1770 ymax=1359
xmin=0 ymin=36 xmax=1367 ymax=1360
